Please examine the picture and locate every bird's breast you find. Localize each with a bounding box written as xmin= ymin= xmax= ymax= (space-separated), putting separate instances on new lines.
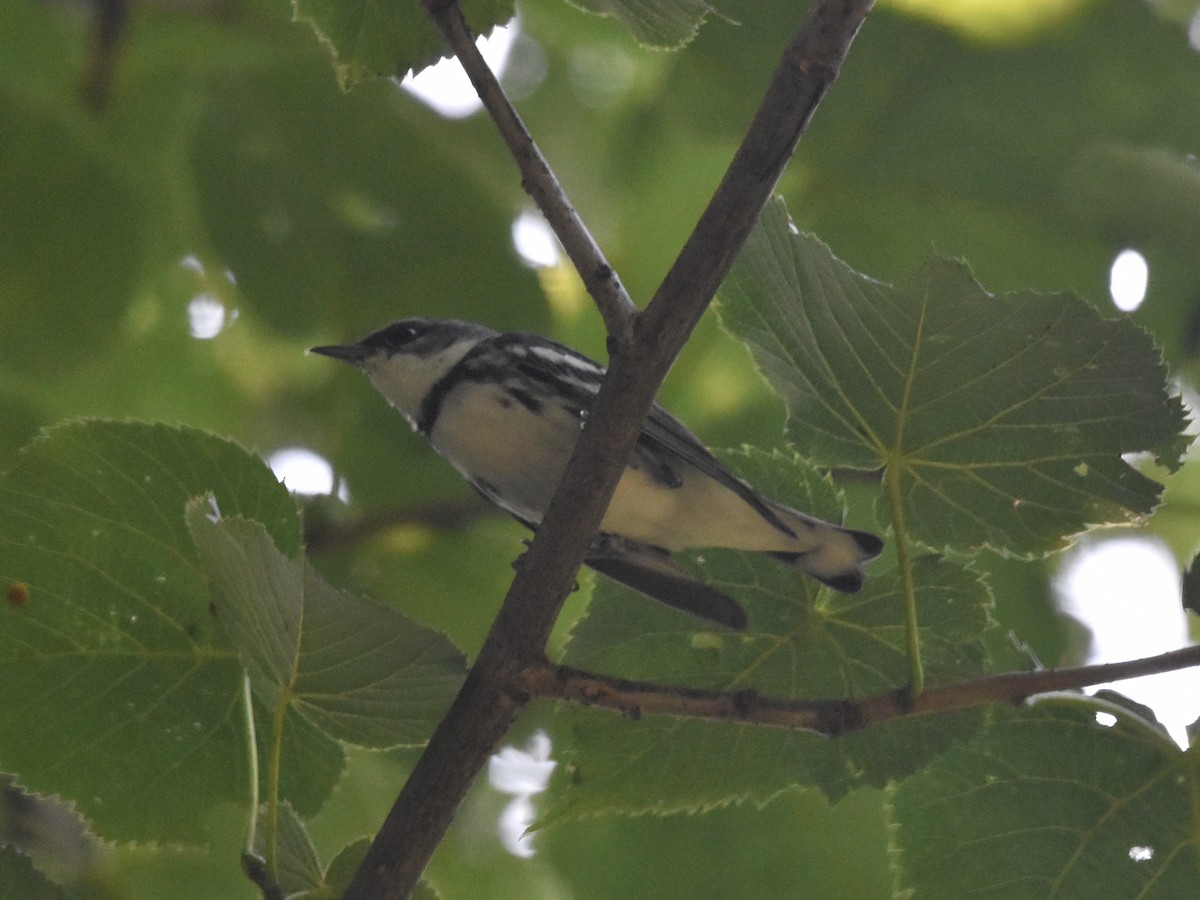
xmin=428 ymin=379 xmax=810 ymax=555
xmin=429 ymin=382 xmax=579 ymax=523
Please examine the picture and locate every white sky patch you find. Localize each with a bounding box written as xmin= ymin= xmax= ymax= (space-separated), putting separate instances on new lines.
xmin=488 ymin=731 xmax=556 ymax=858
xmin=1058 ymin=537 xmax=1200 ymax=747
xmin=267 ymin=447 xmax=349 ymax=502
xmin=399 ymin=20 xmax=517 ymax=118
xmin=1109 ymin=248 xmax=1148 ymax=312
xmin=512 ymin=210 xmax=560 ymax=268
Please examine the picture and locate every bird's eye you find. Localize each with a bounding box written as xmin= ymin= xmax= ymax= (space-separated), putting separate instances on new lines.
xmin=362 ymin=320 xmax=423 ymax=355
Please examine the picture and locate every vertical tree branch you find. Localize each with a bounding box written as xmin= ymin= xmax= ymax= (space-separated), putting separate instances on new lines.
xmin=343 ymin=2 xmax=875 ymax=897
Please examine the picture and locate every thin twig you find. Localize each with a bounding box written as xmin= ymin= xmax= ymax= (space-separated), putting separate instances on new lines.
xmin=520 ymin=644 xmax=1200 ymax=736
xmin=343 ymin=3 xmax=876 ymax=898
xmin=423 ymin=0 xmax=637 ymax=342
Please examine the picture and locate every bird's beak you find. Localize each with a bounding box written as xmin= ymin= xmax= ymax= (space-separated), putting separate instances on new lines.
xmin=309 ymin=343 xmax=368 ymax=364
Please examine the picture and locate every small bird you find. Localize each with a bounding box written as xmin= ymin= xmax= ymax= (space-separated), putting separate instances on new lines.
xmin=311 ymin=318 xmax=882 ymax=630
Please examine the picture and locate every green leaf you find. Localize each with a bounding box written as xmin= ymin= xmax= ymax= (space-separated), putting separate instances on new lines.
xmin=0 ymin=95 xmax=143 ymax=376
xmin=0 ymin=778 xmax=99 ymax=889
xmin=292 ymin=0 xmax=514 ymax=86
xmin=267 ymin=702 xmax=346 ymax=821
xmin=540 ymin=787 xmax=891 ymax=900
xmin=1090 ymin=688 xmax=1176 ymax=741
xmin=314 ymin=838 xmax=372 ymax=899
xmin=545 ymin=449 xmax=989 ymax=818
xmin=567 ymin=0 xmax=717 ymax=48
xmin=283 ymin=835 xmax=375 ymax=899
xmin=190 ymin=57 xmax=543 ymax=344
xmin=720 ymin=197 xmax=1189 ymax=556
xmin=0 ymin=849 xmax=71 ymax=900
xmin=1064 ymin=146 xmax=1200 ymax=260
xmin=106 ymin=803 xmax=256 ymax=900
xmin=889 ymin=701 xmax=1198 ymax=899
xmin=187 ymin=504 xmax=466 ymax=750
xmin=255 ymin=801 xmax=322 ymax=896
xmin=0 ymin=420 xmax=298 ymax=843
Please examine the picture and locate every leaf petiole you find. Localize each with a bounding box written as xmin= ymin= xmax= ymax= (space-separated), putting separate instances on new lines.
xmin=884 ymin=463 xmax=924 ymax=698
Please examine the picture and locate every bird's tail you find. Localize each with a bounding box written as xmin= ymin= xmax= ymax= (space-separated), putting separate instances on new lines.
xmin=767 ymin=506 xmax=884 ymax=594
xmin=585 ymin=536 xmax=748 ymax=630
xmin=583 ymin=514 xmax=884 ymax=631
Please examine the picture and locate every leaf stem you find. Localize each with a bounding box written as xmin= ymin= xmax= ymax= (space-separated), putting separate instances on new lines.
xmin=264 ymin=688 xmax=288 ymax=881
xmin=884 ymin=464 xmax=923 ymax=698
xmin=240 ymin=675 xmax=286 ymax=900
xmin=241 ymin=672 xmax=260 ymax=854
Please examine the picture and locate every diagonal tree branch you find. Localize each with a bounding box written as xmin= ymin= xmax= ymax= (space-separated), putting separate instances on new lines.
xmin=343 ymin=2 xmax=876 ymax=897
xmin=423 ymin=0 xmax=637 ymax=341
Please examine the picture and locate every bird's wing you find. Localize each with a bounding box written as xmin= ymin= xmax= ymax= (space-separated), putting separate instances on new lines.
xmin=489 ymin=332 xmax=606 ymax=415
xmin=635 ymin=403 xmax=796 ymax=537
xmin=490 ymin=333 xmax=795 ymax=538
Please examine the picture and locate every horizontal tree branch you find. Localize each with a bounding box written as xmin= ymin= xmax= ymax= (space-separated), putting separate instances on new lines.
xmin=519 ymin=643 xmax=1200 ymax=736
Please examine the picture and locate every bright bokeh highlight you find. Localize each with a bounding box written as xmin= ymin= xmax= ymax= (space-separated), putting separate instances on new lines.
xmin=1109 ymin=248 xmax=1148 ymax=312
xmin=179 ymin=254 xmax=239 ymax=339
xmin=399 ymin=21 xmax=517 ymax=118
xmin=511 ymin=210 xmax=560 ymax=268
xmin=187 ymin=295 xmax=228 ymax=339
xmin=488 ymin=731 xmax=556 ymax=857
xmin=267 ymin=446 xmax=349 ymax=502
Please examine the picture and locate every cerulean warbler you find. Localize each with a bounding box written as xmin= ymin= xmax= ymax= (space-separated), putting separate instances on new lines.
xmin=311 ymin=318 xmax=883 ymax=630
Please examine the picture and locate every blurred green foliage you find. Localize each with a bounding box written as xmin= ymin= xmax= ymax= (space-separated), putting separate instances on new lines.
xmin=2 ymin=0 xmax=1199 ymax=897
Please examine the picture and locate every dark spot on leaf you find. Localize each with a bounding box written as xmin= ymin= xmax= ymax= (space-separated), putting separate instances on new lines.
xmin=7 ymin=582 xmax=30 ymax=607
